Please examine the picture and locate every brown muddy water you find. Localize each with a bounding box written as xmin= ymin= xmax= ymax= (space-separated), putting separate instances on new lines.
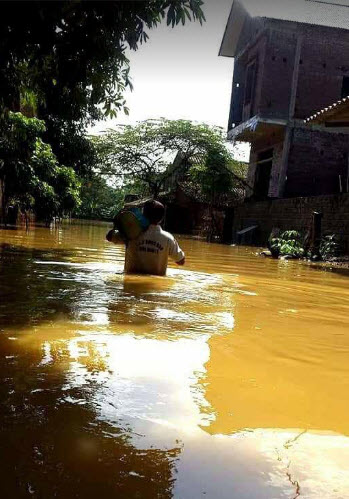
xmin=0 ymin=220 xmax=349 ymax=499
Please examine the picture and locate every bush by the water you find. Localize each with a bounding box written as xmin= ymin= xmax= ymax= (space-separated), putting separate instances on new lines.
xmin=319 ymin=234 xmax=344 ymax=260
xmin=269 ymin=230 xmax=345 ymax=261
xmin=270 ymin=230 xmax=305 ymax=258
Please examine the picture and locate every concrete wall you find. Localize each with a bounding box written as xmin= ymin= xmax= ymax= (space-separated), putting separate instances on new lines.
xmin=232 ymin=194 xmax=349 ymax=249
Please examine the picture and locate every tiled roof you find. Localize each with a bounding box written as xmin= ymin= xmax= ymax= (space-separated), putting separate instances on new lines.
xmin=242 ymin=0 xmax=349 ymax=30
xmin=304 ymin=95 xmax=349 ymax=123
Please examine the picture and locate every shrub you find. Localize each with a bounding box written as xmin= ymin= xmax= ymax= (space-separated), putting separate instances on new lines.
xmin=319 ymin=234 xmax=343 ymax=260
xmin=270 ymin=230 xmax=305 ymax=258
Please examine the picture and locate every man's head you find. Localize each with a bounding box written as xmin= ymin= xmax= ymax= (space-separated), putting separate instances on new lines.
xmin=143 ymin=200 xmax=165 ymax=225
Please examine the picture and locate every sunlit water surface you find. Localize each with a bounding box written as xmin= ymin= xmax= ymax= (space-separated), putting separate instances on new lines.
xmin=0 ymin=221 xmax=349 ymax=498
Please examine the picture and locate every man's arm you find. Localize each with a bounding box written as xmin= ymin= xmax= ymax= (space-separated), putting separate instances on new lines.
xmin=168 ymin=236 xmax=185 ymax=266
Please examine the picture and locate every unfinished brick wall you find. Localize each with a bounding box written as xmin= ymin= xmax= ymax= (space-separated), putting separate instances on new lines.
xmin=232 ymin=193 xmax=349 ymax=249
xmin=229 ymin=19 xmax=349 ymax=127
xmin=259 ymin=26 xmax=298 ymax=118
xmin=295 ymin=25 xmax=349 ymax=119
xmin=227 ymin=17 xmax=349 ymax=200
xmin=269 ymin=142 xmax=284 ymax=197
xmin=286 ymin=128 xmax=349 ymax=197
xmin=259 ymin=20 xmax=349 ymax=121
xmin=241 ymin=34 xmax=268 ymax=121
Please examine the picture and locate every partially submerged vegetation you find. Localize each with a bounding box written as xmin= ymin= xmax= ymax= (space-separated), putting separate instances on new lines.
xmin=0 ymin=112 xmax=80 ymax=225
xmin=265 ymin=229 xmax=347 ymax=263
xmin=270 ymin=230 xmax=305 ymax=259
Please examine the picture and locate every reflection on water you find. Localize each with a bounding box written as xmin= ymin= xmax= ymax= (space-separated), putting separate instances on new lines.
xmin=1 ymin=221 xmax=349 ymax=498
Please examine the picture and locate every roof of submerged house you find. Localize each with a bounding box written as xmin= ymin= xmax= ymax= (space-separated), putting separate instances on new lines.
xmin=220 ymin=0 xmax=349 ymax=57
xmin=305 ymin=95 xmax=349 ymax=124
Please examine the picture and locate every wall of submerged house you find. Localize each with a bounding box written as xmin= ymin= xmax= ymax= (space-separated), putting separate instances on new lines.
xmin=247 ymin=128 xmax=349 ymax=200
xmin=0 ymin=179 xmax=3 ymax=223
xmin=164 ymin=186 xmax=226 ymax=241
xmin=247 ymin=140 xmax=285 ymax=199
xmin=232 ymin=20 xmax=349 ymax=125
xmin=257 ymin=21 xmax=349 ymax=121
xmin=294 ymin=24 xmax=349 ymax=120
xmin=229 ymin=18 xmax=349 ymax=200
xmin=228 ymin=18 xmax=266 ymax=129
xmin=285 ymin=128 xmax=349 ymax=197
xmin=232 ymin=193 xmax=349 ymax=249
xmin=258 ymin=24 xmax=298 ymax=120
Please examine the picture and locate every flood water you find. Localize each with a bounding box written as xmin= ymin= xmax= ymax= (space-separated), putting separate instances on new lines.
xmin=0 ymin=221 xmax=349 ymax=498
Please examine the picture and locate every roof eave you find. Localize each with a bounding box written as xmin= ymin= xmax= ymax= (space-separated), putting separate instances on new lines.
xmin=219 ymin=0 xmax=250 ymax=58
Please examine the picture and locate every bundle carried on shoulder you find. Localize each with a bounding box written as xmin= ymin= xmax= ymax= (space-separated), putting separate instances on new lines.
xmin=114 ymin=207 xmax=149 ymax=241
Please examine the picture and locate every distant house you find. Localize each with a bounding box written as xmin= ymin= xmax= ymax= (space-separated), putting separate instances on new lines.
xmin=124 ymin=154 xmax=248 ymax=242
xmin=124 ymin=186 xmax=219 ymax=239
xmin=220 ymin=0 xmax=349 ymax=199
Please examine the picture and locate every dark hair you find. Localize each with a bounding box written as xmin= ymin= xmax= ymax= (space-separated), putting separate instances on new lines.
xmin=143 ymin=200 xmax=165 ymax=224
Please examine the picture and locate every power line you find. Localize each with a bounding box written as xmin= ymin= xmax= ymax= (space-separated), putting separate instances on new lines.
xmin=305 ymin=0 xmax=349 ymax=8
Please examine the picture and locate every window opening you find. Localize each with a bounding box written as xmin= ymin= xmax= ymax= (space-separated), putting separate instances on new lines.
xmin=341 ymin=76 xmax=349 ymax=98
xmin=254 ymin=149 xmax=273 ymax=198
xmin=244 ymin=61 xmax=256 ymax=106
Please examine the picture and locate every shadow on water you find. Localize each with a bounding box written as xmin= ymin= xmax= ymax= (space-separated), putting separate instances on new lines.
xmin=0 ymin=243 xmax=188 ymax=334
xmin=0 ymin=244 xmax=90 ymax=330
xmin=309 ymin=262 xmax=349 ymax=278
xmin=0 ymin=243 xmax=182 ymax=498
xmin=0 ymin=334 xmax=180 ymax=498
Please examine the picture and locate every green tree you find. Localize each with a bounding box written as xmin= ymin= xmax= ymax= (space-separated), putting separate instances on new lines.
xmin=0 ymin=1 xmax=205 ymax=172
xmin=186 ymin=149 xmax=249 ymax=202
xmin=0 ymin=112 xmax=80 ymax=224
xmin=189 ymin=148 xmax=234 ymax=196
xmin=75 ymin=175 xmax=125 ymax=220
xmin=92 ymin=119 xmax=235 ymax=197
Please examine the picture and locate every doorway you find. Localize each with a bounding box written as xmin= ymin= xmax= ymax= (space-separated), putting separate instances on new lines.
xmin=254 ymin=149 xmax=273 ymax=199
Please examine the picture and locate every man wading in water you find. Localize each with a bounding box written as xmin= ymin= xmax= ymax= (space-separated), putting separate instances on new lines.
xmin=107 ymin=200 xmax=185 ymax=276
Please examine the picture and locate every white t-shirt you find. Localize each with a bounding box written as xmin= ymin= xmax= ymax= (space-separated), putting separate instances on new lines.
xmin=123 ymin=225 xmax=185 ymax=276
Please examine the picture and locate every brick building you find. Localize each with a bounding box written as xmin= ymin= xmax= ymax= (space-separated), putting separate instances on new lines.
xmin=220 ymin=0 xmax=349 ymax=199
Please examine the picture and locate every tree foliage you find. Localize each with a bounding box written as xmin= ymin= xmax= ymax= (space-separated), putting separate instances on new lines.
xmin=0 ymin=1 xmax=205 ymax=174
xmin=91 ymin=119 xmax=241 ymax=197
xmin=75 ymin=175 xmax=125 ymax=221
xmin=0 ymin=1 xmax=206 ymax=222
xmin=0 ymin=112 xmax=80 ymax=222
xmin=0 ymin=1 xmax=205 ymax=117
xmin=189 ymin=148 xmax=235 ymax=197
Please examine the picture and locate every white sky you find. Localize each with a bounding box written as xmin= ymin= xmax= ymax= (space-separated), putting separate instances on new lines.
xmin=91 ymin=0 xmax=233 ymax=130
xmin=90 ymin=0 xmax=249 ymax=160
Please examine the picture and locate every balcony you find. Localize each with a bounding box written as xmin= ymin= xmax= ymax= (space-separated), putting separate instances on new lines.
xmin=227 ymin=115 xmax=287 ymax=143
